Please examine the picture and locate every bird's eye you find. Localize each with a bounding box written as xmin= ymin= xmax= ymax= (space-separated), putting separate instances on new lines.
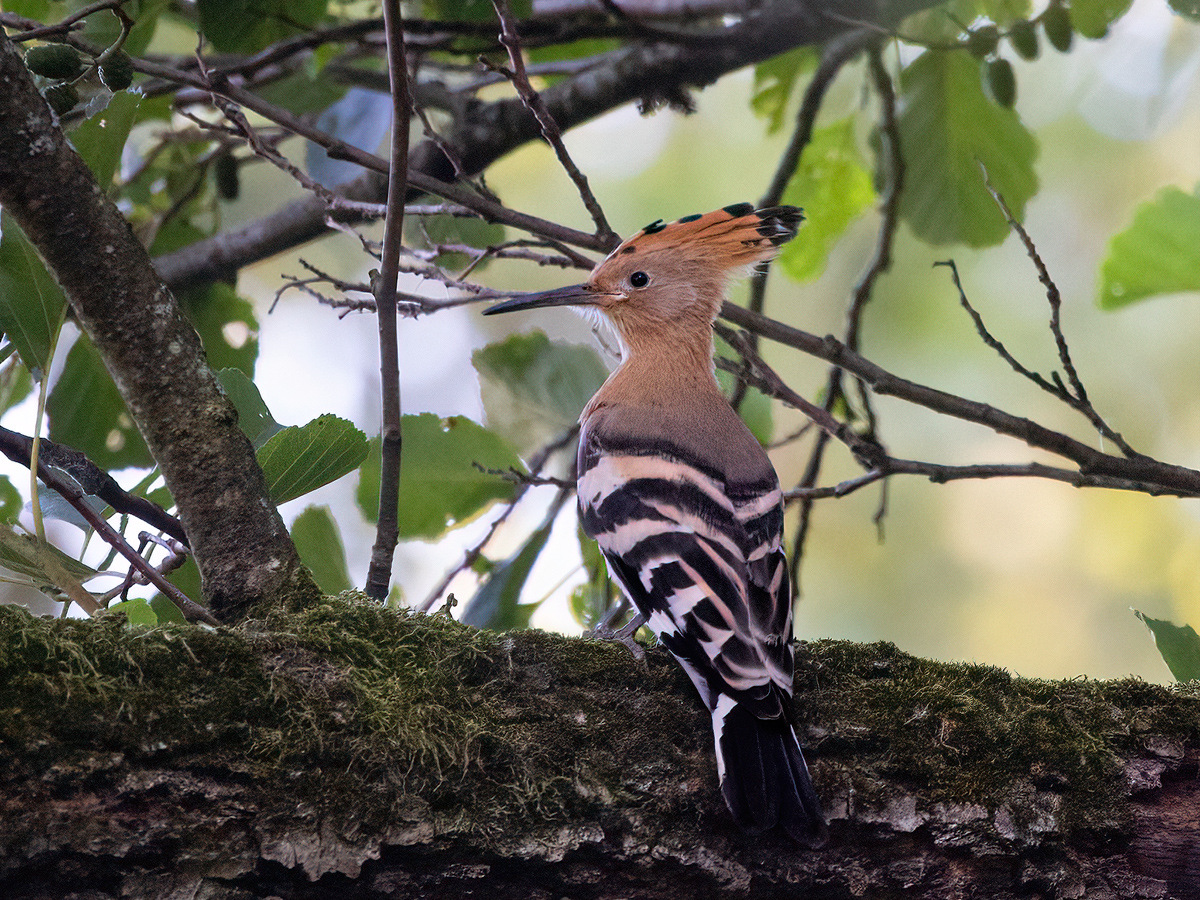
xmin=629 ymin=271 xmax=649 ymax=288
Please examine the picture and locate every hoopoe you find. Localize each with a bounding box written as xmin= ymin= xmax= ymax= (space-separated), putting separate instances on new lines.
xmin=484 ymin=204 xmax=825 ymax=844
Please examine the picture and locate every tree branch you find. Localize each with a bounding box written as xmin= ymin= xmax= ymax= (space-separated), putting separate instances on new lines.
xmin=0 ymin=31 xmax=313 ymax=620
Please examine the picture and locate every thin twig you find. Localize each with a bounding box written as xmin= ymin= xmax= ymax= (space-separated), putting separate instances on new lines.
xmin=790 ymin=46 xmax=902 ymax=584
xmin=492 ymin=0 xmax=616 ymax=243
xmin=718 ymin=302 xmax=1200 ymax=498
xmin=979 ymin=171 xmax=1139 ymax=458
xmin=364 ymin=0 xmax=412 ymax=602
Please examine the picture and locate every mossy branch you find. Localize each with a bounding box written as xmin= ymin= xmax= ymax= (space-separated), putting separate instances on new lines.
xmin=2 ymin=597 xmax=1197 ymax=899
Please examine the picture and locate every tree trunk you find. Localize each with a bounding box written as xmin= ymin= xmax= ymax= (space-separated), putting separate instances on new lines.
xmin=1 ymin=600 xmax=1196 ymax=899
xmin=0 ymin=31 xmax=313 ymax=619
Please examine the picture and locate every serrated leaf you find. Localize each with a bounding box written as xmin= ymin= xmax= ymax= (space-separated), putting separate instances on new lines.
xmin=181 ymin=284 xmax=259 ymax=377
xmin=356 ymin=414 xmax=523 ymax=539
xmin=1135 ymin=610 xmax=1200 ymax=682
xmin=778 ymin=117 xmax=875 ymax=282
xmin=896 ymin=51 xmax=1038 ymax=247
xmin=473 ymin=332 xmax=606 ymax=457
xmin=107 ymin=597 xmax=158 ymax=627
xmin=71 ymin=91 xmax=141 ymax=189
xmin=196 ymin=0 xmax=327 ymax=52
xmin=0 ymin=212 xmax=67 ymax=375
xmin=460 ymin=503 xmax=557 ymax=630
xmin=258 ymin=414 xmax=368 ymax=506
xmin=751 ymin=48 xmax=818 ymax=134
xmin=291 ymin=505 xmax=353 ymax=594
xmin=1098 ymin=186 xmax=1200 ymax=309
xmin=216 ymin=368 xmax=282 ymax=448
xmin=48 ymin=334 xmax=152 ymax=470
xmin=1069 ymin=0 xmax=1134 ymax=39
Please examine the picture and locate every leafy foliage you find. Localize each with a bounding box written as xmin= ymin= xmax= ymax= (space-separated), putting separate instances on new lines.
xmin=473 ymin=331 xmax=606 ymax=457
xmin=291 ymin=505 xmax=353 ymax=594
xmin=1135 ymin=611 xmax=1200 ymax=682
xmin=1098 ymin=186 xmax=1200 ymax=309
xmin=896 ymin=50 xmax=1038 ymax=246
xmin=258 ymin=415 xmax=369 ymax=506
xmin=356 ymin=414 xmax=524 ymax=539
xmin=0 ymin=212 xmax=66 ymax=375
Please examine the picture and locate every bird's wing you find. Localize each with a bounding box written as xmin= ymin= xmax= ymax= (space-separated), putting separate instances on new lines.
xmin=578 ymin=448 xmax=794 ymax=713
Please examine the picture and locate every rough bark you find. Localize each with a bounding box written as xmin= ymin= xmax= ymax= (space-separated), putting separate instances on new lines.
xmin=0 ymin=30 xmax=315 ymax=620
xmin=1 ymin=598 xmax=1198 ymax=899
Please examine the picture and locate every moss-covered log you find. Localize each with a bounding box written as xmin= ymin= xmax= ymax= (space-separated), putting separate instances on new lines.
xmin=1 ymin=596 xmax=1198 ymax=899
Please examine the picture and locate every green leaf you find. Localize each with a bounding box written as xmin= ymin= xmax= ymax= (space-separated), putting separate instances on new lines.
xmin=107 ymin=597 xmax=158 ymax=627
xmin=1135 ymin=610 xmax=1200 ymax=682
xmin=256 ymin=68 xmax=348 ymax=117
xmin=216 ymin=368 xmax=282 ymax=448
xmin=77 ymin=0 xmax=168 ymax=55
xmin=473 ymin=332 xmax=606 ymax=457
xmin=258 ymin=415 xmax=368 ymax=506
xmin=0 ymin=355 xmax=33 ymax=416
xmin=751 ymin=48 xmax=817 ymax=134
xmin=196 ymin=0 xmax=327 ymax=52
xmin=0 ymin=212 xmax=67 ymax=375
xmin=896 ymin=51 xmax=1038 ymax=247
xmin=0 ymin=476 xmax=22 ymax=523
xmin=1069 ymin=0 xmax=1134 ymax=39
xmin=71 ymin=91 xmax=141 ymax=189
xmin=149 ymin=594 xmax=187 ymax=625
xmin=1098 ymin=186 xmax=1200 ymax=309
xmin=1170 ymin=0 xmax=1200 ymax=22
xmin=180 ymin=283 xmax=259 ymax=377
xmin=0 ymin=522 xmax=97 ymax=588
xmin=460 ymin=502 xmax=558 ymax=630
xmin=48 ymin=334 xmax=152 ymax=470
xmin=356 ymin=414 xmax=524 ymax=539
xmin=291 ymin=505 xmax=353 ymax=594
xmin=410 ymin=214 xmax=507 ymax=272
xmin=778 ymin=117 xmax=876 ymax=282
xmin=570 ymin=521 xmax=614 ymax=629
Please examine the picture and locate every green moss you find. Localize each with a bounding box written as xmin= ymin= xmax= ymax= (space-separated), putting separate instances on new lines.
xmin=2 ymin=602 xmax=1198 ymax=848
xmin=796 ymin=640 xmax=1200 ymax=835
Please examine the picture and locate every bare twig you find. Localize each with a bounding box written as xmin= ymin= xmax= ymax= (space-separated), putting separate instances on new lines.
xmin=364 ymin=0 xmax=412 ymax=602
xmin=492 ymin=0 xmax=615 ymax=243
xmin=719 ymin=302 xmax=1200 ymax=499
xmin=789 ymin=46 xmax=902 ymax=585
xmin=978 ymin=172 xmax=1140 ymax=458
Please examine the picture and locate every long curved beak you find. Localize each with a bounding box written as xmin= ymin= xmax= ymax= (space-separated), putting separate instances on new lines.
xmin=483 ymin=284 xmax=598 ymax=315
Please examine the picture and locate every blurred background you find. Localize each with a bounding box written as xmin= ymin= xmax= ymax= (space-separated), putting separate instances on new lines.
xmin=6 ymin=0 xmax=1200 ymax=683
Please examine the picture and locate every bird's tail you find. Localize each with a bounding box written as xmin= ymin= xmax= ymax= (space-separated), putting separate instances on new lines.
xmin=712 ymin=697 xmax=827 ymax=846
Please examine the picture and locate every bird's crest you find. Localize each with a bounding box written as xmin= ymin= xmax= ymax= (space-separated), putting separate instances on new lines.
xmin=605 ymin=203 xmax=803 ymax=272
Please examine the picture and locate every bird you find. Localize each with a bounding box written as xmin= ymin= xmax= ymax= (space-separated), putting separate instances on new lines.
xmin=483 ymin=203 xmax=825 ymax=845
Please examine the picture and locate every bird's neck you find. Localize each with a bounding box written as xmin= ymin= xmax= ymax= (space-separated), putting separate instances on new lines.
xmin=585 ymin=325 xmax=723 ymax=417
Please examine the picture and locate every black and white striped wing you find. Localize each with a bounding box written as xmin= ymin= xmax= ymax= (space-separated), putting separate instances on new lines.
xmin=577 ymin=450 xmax=794 ymax=713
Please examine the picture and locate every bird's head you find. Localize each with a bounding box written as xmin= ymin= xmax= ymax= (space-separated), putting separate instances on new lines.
xmin=484 ymin=204 xmax=803 ymax=347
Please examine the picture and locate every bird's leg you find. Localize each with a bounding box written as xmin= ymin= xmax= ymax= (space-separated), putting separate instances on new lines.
xmin=590 ymin=598 xmax=647 ymax=660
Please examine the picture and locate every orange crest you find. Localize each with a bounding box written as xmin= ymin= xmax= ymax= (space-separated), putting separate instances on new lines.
xmin=604 ymin=203 xmax=803 ymax=272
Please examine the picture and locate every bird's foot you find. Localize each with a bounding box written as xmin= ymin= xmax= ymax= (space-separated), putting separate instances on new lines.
xmin=590 ymin=611 xmax=647 ymax=660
